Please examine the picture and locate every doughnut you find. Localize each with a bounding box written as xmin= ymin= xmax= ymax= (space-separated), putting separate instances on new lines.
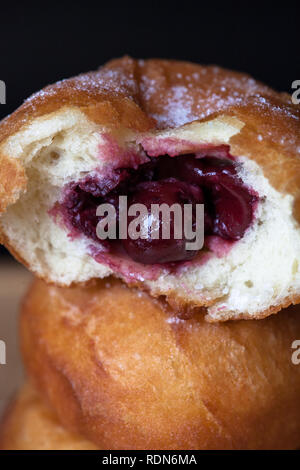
xmin=20 ymin=278 xmax=300 ymax=450
xmin=0 ymin=383 xmax=98 ymax=450
xmin=0 ymin=57 xmax=300 ymax=320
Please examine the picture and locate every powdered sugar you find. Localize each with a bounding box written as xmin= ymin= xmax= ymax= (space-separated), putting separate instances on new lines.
xmin=25 ymin=67 xmax=138 ymax=111
xmin=152 ymin=85 xmax=199 ymax=128
xmin=142 ymin=68 xmax=272 ymax=128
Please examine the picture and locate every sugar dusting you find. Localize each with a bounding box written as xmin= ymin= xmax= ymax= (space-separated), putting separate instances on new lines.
xmin=152 ymin=85 xmax=200 ymax=128
xmin=14 ymin=58 xmax=299 ymax=159
xmin=139 ymin=64 xmax=275 ymax=129
xmin=28 ymin=68 xmax=138 ymax=104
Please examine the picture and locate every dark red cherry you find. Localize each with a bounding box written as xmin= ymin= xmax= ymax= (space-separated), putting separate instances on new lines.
xmin=79 ymin=169 xmax=132 ymax=198
xmin=212 ymin=181 xmax=255 ymax=240
xmin=174 ymin=155 xmax=236 ymax=185
xmin=121 ymin=180 xmax=204 ymax=264
xmin=64 ymin=186 xmax=110 ymax=248
xmin=60 ymin=153 xmax=257 ymax=265
xmin=155 ymin=155 xmax=255 ymax=240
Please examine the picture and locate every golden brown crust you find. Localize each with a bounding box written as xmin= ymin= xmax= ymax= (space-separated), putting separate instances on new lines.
xmin=0 ymin=383 xmax=98 ymax=450
xmin=0 ymin=57 xmax=300 ymax=319
xmin=0 ymin=57 xmax=300 ymax=214
xmin=20 ymin=278 xmax=300 ymax=450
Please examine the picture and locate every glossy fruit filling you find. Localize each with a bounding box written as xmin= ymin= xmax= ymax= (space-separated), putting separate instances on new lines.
xmin=59 ymin=153 xmax=258 ymax=265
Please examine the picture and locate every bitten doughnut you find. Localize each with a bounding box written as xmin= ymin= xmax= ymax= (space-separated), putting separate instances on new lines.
xmin=21 ymin=278 xmax=300 ymax=450
xmin=0 ymin=58 xmax=300 ymax=320
xmin=0 ymin=383 xmax=98 ymax=450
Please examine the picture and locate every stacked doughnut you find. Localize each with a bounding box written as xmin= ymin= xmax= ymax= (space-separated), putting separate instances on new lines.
xmin=1 ymin=57 xmax=300 ymax=449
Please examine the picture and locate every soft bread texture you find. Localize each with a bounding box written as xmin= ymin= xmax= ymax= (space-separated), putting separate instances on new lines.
xmin=1 ymin=58 xmax=300 ymax=320
xmin=21 ymin=278 xmax=300 ymax=450
xmin=0 ymin=383 xmax=98 ymax=450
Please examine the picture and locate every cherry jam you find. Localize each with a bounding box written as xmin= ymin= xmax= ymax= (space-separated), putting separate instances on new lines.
xmin=60 ymin=154 xmax=257 ymax=265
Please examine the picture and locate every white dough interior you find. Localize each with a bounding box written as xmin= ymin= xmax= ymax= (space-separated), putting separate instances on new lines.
xmin=1 ymin=107 xmax=300 ymax=320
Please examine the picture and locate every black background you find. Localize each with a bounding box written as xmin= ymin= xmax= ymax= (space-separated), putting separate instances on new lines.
xmin=0 ymin=2 xmax=299 ymax=258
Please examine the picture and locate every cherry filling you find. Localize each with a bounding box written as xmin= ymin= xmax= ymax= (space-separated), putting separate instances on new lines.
xmin=123 ymin=179 xmax=205 ymax=264
xmin=59 ymin=154 xmax=258 ymax=265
